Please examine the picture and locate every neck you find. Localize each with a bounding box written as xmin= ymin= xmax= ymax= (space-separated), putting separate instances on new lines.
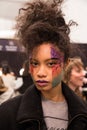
xmin=41 ymin=84 xmax=65 ymax=102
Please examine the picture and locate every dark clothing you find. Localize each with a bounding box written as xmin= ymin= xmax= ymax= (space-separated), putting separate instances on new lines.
xmin=18 ymin=74 xmax=33 ymax=94
xmin=82 ymin=83 xmax=87 ymax=100
xmin=0 ymin=82 xmax=87 ymax=130
xmin=82 ymin=73 xmax=87 ymax=100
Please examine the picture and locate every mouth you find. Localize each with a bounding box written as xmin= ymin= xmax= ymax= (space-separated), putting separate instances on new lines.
xmin=36 ymin=80 xmax=49 ymax=87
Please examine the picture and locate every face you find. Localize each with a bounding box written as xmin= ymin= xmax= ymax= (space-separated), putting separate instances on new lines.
xmin=29 ymin=43 xmax=64 ymax=92
xmin=69 ymin=66 xmax=85 ymax=89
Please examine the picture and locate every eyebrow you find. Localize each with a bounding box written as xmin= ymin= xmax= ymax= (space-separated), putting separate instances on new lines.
xmin=46 ymin=57 xmax=64 ymax=63
xmin=30 ymin=58 xmax=61 ymax=62
xmin=48 ymin=58 xmax=60 ymax=60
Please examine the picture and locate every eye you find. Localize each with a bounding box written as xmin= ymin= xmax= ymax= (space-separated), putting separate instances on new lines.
xmin=30 ymin=61 xmax=39 ymax=67
xmin=76 ymin=70 xmax=80 ymax=73
xmin=47 ymin=61 xmax=57 ymax=67
xmin=77 ymin=69 xmax=83 ymax=73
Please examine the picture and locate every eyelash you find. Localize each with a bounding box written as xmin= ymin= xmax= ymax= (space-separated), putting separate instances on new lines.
xmin=30 ymin=61 xmax=38 ymax=67
xmin=30 ymin=61 xmax=58 ymax=68
xmin=47 ymin=62 xmax=57 ymax=67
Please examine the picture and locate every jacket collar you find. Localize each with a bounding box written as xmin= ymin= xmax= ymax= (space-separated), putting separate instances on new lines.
xmin=16 ymin=82 xmax=87 ymax=123
xmin=17 ymin=85 xmax=43 ymax=123
xmin=62 ymin=82 xmax=87 ymax=118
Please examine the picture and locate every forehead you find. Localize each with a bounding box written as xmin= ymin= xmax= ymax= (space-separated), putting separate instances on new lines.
xmin=31 ymin=43 xmax=62 ymax=58
xmin=72 ymin=65 xmax=83 ymax=71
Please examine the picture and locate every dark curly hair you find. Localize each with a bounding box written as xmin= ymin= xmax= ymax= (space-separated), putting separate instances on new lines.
xmin=15 ymin=0 xmax=71 ymax=62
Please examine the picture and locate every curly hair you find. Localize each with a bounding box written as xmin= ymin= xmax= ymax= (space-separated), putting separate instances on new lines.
xmin=15 ymin=0 xmax=71 ymax=62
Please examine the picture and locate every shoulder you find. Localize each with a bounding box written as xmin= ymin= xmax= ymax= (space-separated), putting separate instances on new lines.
xmin=62 ymin=82 xmax=87 ymax=114
xmin=0 ymin=95 xmax=23 ymax=129
xmin=0 ymin=85 xmax=36 ymax=113
xmin=0 ymin=85 xmax=39 ymax=117
xmin=0 ymin=94 xmax=22 ymax=116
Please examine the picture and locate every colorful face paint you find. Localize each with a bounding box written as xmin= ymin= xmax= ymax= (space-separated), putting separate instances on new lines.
xmin=52 ymin=64 xmax=61 ymax=76
xmin=52 ymin=63 xmax=63 ymax=87
xmin=51 ymin=46 xmax=64 ymax=87
xmin=52 ymin=70 xmax=63 ymax=87
xmin=51 ymin=46 xmax=64 ymax=64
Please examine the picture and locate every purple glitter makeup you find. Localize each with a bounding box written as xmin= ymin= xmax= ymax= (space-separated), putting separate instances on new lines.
xmin=51 ymin=46 xmax=64 ymax=64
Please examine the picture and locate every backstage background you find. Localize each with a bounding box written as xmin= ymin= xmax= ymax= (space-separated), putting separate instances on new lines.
xmin=0 ymin=0 xmax=87 ymax=76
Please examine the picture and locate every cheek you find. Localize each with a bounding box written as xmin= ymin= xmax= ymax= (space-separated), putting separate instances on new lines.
xmin=70 ymin=74 xmax=77 ymax=82
xmin=52 ymin=64 xmax=62 ymax=77
xmin=71 ymin=72 xmax=78 ymax=78
xmin=29 ymin=65 xmax=34 ymax=75
xmin=52 ymin=65 xmax=63 ymax=87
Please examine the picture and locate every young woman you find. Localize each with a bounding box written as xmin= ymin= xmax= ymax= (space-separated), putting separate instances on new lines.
xmin=0 ymin=0 xmax=87 ymax=130
xmin=64 ymin=57 xmax=85 ymax=98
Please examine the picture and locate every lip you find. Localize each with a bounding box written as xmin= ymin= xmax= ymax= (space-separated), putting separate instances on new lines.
xmin=36 ymin=80 xmax=49 ymax=87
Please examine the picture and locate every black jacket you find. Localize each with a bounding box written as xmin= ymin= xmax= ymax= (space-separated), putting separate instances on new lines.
xmin=18 ymin=74 xmax=33 ymax=94
xmin=0 ymin=82 xmax=87 ymax=130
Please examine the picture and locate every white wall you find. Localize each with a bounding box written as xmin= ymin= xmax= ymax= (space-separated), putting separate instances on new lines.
xmin=0 ymin=0 xmax=87 ymax=42
xmin=63 ymin=0 xmax=87 ymax=43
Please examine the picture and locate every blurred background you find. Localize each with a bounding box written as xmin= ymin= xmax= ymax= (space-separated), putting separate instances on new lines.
xmin=0 ymin=0 xmax=87 ymax=76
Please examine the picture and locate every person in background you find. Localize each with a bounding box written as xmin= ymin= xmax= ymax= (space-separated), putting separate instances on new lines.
xmin=0 ymin=76 xmax=14 ymax=104
xmin=1 ymin=63 xmax=19 ymax=97
xmin=0 ymin=0 xmax=87 ymax=130
xmin=63 ymin=57 xmax=85 ymax=99
xmin=18 ymin=60 xmax=33 ymax=94
xmin=1 ymin=63 xmax=15 ymax=86
xmin=0 ymin=64 xmax=2 ymax=76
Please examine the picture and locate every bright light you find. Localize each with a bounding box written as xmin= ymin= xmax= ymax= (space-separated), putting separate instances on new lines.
xmin=0 ymin=30 xmax=16 ymax=39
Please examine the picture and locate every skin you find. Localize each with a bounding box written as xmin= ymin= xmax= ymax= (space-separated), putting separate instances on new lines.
xmin=29 ymin=43 xmax=65 ymax=102
xmin=51 ymin=46 xmax=64 ymax=87
xmin=68 ymin=66 xmax=85 ymax=91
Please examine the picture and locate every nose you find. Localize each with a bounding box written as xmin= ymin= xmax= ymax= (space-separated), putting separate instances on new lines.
xmin=37 ymin=65 xmax=47 ymax=78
